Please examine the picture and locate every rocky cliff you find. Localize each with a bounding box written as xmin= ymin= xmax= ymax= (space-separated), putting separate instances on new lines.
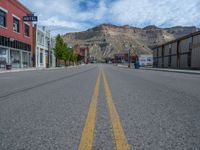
xmin=63 ymin=24 xmax=198 ymax=59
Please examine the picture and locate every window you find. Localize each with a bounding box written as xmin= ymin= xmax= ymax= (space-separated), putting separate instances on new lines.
xmin=40 ymin=52 xmax=43 ymax=63
xmin=22 ymin=52 xmax=28 ymax=66
xmin=0 ymin=9 xmax=6 ymax=27
xmin=24 ymin=24 xmax=30 ymax=37
xmin=13 ymin=17 xmax=20 ymax=33
xmin=0 ymin=47 xmax=6 ymax=55
xmin=10 ymin=50 xmax=20 ymax=68
xmin=0 ymin=47 xmax=7 ymax=65
xmin=147 ymin=58 xmax=152 ymax=62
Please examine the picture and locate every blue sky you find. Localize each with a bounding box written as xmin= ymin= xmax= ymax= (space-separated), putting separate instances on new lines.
xmin=19 ymin=0 xmax=200 ymax=35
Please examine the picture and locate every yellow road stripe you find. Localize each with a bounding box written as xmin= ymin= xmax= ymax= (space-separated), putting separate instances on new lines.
xmin=101 ymin=66 xmax=130 ymax=150
xmin=78 ymin=70 xmax=101 ymax=150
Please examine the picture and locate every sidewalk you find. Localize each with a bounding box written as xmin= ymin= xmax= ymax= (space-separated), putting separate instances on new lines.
xmin=140 ymin=67 xmax=200 ymax=75
xmin=0 ymin=68 xmax=37 ymax=74
xmin=116 ymin=64 xmax=200 ymax=75
xmin=0 ymin=64 xmax=85 ymax=74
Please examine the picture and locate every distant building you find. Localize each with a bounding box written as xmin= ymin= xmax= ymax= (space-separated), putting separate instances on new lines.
xmin=0 ymin=0 xmax=33 ymax=68
xmin=114 ymin=53 xmax=128 ymax=63
xmin=152 ymin=31 xmax=200 ymax=69
xmin=32 ymin=25 xmax=56 ymax=68
xmin=138 ymin=55 xmax=153 ymax=67
xmin=114 ymin=53 xmax=138 ymax=63
xmin=74 ymin=45 xmax=89 ymax=64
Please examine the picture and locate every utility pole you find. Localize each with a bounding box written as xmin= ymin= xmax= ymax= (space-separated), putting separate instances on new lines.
xmin=124 ymin=42 xmax=132 ymax=68
xmin=128 ymin=48 xmax=130 ymax=68
xmin=128 ymin=44 xmax=132 ymax=68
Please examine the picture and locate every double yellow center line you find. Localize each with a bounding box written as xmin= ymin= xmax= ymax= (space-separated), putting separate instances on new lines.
xmin=78 ymin=66 xmax=130 ymax=150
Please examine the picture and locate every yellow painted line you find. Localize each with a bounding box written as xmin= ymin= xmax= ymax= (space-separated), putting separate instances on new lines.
xmin=78 ymin=70 xmax=101 ymax=150
xmin=101 ymin=66 xmax=130 ymax=150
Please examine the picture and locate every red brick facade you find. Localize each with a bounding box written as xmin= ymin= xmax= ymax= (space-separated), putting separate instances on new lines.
xmin=74 ymin=45 xmax=89 ymax=63
xmin=0 ymin=0 xmax=33 ymax=68
xmin=0 ymin=0 xmax=33 ymax=45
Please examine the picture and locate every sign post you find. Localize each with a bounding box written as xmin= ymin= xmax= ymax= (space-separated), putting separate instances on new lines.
xmin=124 ymin=47 xmax=131 ymax=68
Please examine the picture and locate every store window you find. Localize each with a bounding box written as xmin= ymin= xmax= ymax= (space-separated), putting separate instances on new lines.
xmin=0 ymin=47 xmax=7 ymax=65
xmin=13 ymin=17 xmax=20 ymax=33
xmin=22 ymin=52 xmax=28 ymax=67
xmin=11 ymin=50 xmax=21 ymax=68
xmin=24 ymin=24 xmax=30 ymax=37
xmin=0 ymin=9 xmax=6 ymax=27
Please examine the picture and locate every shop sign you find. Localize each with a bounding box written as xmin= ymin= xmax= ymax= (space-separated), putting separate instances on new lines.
xmin=23 ymin=15 xmax=38 ymax=22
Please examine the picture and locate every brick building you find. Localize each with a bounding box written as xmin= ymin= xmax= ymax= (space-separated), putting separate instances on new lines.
xmin=0 ymin=0 xmax=33 ymax=68
xmin=74 ymin=45 xmax=89 ymax=64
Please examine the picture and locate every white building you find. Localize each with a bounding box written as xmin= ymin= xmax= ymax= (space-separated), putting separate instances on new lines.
xmin=34 ymin=25 xmax=56 ymax=68
xmin=139 ymin=54 xmax=153 ymax=67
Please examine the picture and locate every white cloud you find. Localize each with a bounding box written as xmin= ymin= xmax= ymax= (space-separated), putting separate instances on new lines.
xmin=20 ymin=0 xmax=200 ymax=34
xmin=109 ymin=0 xmax=200 ymax=27
xmin=39 ymin=17 xmax=82 ymax=29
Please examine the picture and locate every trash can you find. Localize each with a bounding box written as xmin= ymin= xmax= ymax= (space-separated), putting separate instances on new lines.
xmin=6 ymin=64 xmax=12 ymax=70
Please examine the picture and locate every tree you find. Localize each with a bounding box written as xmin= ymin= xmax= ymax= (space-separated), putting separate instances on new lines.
xmin=54 ymin=34 xmax=65 ymax=66
xmin=62 ymin=44 xmax=69 ymax=66
xmin=71 ymin=52 xmax=78 ymax=65
xmin=67 ymin=48 xmax=73 ymax=65
xmin=54 ymin=34 xmax=77 ymax=67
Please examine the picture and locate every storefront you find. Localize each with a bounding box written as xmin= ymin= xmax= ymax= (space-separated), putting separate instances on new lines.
xmin=0 ymin=35 xmax=32 ymax=69
xmin=0 ymin=47 xmax=8 ymax=68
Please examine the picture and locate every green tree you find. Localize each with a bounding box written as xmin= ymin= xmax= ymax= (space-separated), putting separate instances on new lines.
xmin=71 ymin=53 xmax=78 ymax=65
xmin=67 ymin=48 xmax=73 ymax=65
xmin=54 ymin=34 xmax=65 ymax=66
xmin=62 ymin=44 xmax=69 ymax=66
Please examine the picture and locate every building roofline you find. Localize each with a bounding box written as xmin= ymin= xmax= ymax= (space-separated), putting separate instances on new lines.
xmin=152 ymin=30 xmax=200 ymax=50
xmin=10 ymin=0 xmax=33 ymax=14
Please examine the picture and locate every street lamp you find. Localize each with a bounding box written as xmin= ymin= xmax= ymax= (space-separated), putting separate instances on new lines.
xmin=47 ymin=39 xmax=50 ymax=68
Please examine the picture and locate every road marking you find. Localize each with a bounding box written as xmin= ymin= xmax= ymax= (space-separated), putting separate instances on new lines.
xmin=78 ymin=70 xmax=101 ymax=150
xmin=101 ymin=66 xmax=130 ymax=150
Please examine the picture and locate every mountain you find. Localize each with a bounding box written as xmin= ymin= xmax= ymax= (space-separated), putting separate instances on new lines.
xmin=63 ymin=24 xmax=198 ymax=59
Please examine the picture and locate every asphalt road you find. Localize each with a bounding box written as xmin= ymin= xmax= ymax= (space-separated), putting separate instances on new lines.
xmin=0 ymin=64 xmax=200 ymax=150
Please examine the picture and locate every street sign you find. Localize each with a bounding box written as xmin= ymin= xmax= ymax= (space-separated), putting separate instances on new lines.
xmin=23 ymin=16 xmax=38 ymax=22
